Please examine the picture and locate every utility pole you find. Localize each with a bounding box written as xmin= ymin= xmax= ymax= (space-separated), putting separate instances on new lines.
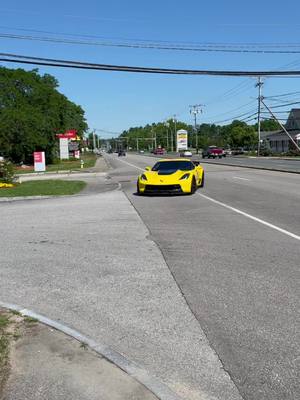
xmin=261 ymin=99 xmax=300 ymax=152
xmin=172 ymin=115 xmax=177 ymax=152
xmin=165 ymin=121 xmax=169 ymax=151
xmin=256 ymin=77 xmax=263 ymax=156
xmin=189 ymin=104 xmax=203 ymax=154
xmin=136 ymin=138 xmax=139 ymax=152
xmin=93 ymin=130 xmax=96 ymax=152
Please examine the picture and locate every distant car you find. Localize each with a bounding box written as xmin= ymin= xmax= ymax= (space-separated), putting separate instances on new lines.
xmin=231 ymin=148 xmax=245 ymax=155
xmin=223 ymin=148 xmax=232 ymax=156
xmin=202 ymin=146 xmax=225 ymax=159
xmin=139 ymin=150 xmax=145 ymax=153
xmin=137 ymin=158 xmax=204 ymax=195
xmin=180 ymin=150 xmax=192 ymax=157
xmin=153 ymin=148 xmax=165 ymax=155
xmin=118 ymin=150 xmax=126 ymax=156
xmin=107 ymin=149 xmax=113 ymax=154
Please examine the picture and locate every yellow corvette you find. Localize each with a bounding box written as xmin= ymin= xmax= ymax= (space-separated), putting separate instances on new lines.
xmin=137 ymin=158 xmax=204 ymax=195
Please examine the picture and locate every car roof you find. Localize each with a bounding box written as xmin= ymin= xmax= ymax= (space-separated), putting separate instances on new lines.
xmin=156 ymin=158 xmax=193 ymax=162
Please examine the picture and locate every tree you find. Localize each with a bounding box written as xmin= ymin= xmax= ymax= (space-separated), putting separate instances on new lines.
xmin=0 ymin=67 xmax=88 ymax=164
xmin=227 ymin=121 xmax=257 ymax=148
xmin=254 ymin=119 xmax=281 ymax=132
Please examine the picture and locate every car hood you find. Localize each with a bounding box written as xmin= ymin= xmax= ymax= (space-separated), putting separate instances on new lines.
xmin=142 ymin=169 xmax=191 ymax=183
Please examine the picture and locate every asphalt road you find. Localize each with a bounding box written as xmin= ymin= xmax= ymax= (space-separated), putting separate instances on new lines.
xmin=196 ymin=155 xmax=300 ymax=173
xmin=0 ymin=183 xmax=242 ymax=400
xmin=106 ymin=153 xmax=300 ymax=400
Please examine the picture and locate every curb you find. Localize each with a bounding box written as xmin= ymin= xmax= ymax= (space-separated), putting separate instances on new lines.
xmin=134 ymin=153 xmax=300 ymax=174
xmin=0 ymin=301 xmax=182 ymax=400
xmin=0 ymin=180 xmax=121 ymax=203
xmin=199 ymin=160 xmax=300 ymax=174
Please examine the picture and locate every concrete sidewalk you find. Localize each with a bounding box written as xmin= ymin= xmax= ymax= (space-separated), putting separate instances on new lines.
xmin=0 ymin=189 xmax=242 ymax=400
xmin=1 ymin=311 xmax=157 ymax=400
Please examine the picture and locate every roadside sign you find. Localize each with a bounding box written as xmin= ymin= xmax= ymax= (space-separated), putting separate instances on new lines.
xmin=34 ymin=151 xmax=46 ymax=172
xmin=56 ymin=129 xmax=77 ymax=139
xmin=59 ymin=138 xmax=69 ymax=160
xmin=176 ymin=129 xmax=188 ymax=151
xmin=74 ymin=150 xmax=80 ymax=159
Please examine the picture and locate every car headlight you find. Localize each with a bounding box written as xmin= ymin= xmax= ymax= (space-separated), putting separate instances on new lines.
xmin=180 ymin=173 xmax=190 ymax=180
xmin=141 ymin=174 xmax=148 ymax=181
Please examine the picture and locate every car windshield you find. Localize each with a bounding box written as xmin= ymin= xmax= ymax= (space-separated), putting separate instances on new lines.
xmin=152 ymin=161 xmax=194 ymax=172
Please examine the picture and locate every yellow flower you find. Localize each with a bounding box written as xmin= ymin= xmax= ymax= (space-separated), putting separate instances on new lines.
xmin=0 ymin=182 xmax=14 ymax=188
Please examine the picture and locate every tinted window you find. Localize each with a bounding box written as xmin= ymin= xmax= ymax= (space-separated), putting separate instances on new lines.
xmin=152 ymin=161 xmax=194 ymax=171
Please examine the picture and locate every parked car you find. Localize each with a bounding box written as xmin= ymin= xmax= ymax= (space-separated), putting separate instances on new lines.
xmin=118 ymin=150 xmax=126 ymax=156
xmin=180 ymin=150 xmax=193 ymax=157
xmin=231 ymin=148 xmax=245 ymax=155
xmin=223 ymin=148 xmax=232 ymax=156
xmin=202 ymin=146 xmax=225 ymax=159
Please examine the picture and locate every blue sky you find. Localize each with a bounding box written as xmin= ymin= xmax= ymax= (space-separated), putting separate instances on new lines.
xmin=1 ymin=0 xmax=300 ymax=136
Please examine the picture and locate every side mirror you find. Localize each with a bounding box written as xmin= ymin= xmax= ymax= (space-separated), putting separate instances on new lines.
xmin=193 ymin=161 xmax=200 ymax=166
xmin=145 ymin=166 xmax=151 ymax=171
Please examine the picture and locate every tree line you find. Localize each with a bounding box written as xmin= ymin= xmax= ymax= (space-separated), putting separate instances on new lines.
xmin=0 ymin=67 xmax=88 ymax=164
xmin=116 ymin=118 xmax=280 ymax=151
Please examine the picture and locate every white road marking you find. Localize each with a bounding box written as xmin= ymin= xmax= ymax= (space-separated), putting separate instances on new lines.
xmin=197 ymin=193 xmax=300 ymax=242
xmin=110 ymin=155 xmax=300 ymax=242
xmin=109 ymin=156 xmax=144 ymax=171
xmin=233 ymin=176 xmax=251 ymax=181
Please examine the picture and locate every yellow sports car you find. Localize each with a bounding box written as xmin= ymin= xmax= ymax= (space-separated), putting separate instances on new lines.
xmin=137 ymin=158 xmax=204 ymax=195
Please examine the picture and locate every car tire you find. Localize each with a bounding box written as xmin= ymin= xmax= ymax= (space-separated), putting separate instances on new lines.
xmin=136 ymin=181 xmax=142 ymax=196
xmin=199 ymin=172 xmax=205 ymax=188
xmin=190 ymin=177 xmax=197 ymax=194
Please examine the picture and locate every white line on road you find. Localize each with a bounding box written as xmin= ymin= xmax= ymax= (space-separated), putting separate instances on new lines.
xmin=110 ymin=155 xmax=300 ymax=242
xmin=233 ymin=176 xmax=251 ymax=181
xmin=108 ymin=156 xmax=144 ymax=171
xmin=197 ymin=193 xmax=300 ymax=242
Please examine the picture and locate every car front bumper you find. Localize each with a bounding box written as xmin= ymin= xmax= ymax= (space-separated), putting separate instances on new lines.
xmin=138 ymin=180 xmax=191 ymax=194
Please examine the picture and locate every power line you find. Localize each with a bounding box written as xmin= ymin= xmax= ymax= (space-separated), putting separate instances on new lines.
xmin=4 ymin=32 xmax=300 ymax=54
xmin=264 ymin=90 xmax=300 ymax=98
xmin=2 ymin=53 xmax=300 ymax=76
xmin=206 ymin=100 xmax=257 ymax=120
xmin=212 ymin=110 xmax=258 ymax=124
xmin=265 ymin=100 xmax=300 ymax=109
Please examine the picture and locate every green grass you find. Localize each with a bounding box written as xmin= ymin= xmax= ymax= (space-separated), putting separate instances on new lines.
xmin=0 ymin=316 xmax=10 ymax=329
xmin=0 ymin=180 xmax=86 ymax=197
xmin=15 ymin=153 xmax=97 ymax=174
xmin=24 ymin=316 xmax=38 ymax=324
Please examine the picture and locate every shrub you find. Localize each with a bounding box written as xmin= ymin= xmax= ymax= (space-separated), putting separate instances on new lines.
xmin=0 ymin=160 xmax=15 ymax=183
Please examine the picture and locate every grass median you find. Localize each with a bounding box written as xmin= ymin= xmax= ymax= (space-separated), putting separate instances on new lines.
xmin=0 ymin=180 xmax=86 ymax=197
xmin=15 ymin=153 xmax=97 ymax=174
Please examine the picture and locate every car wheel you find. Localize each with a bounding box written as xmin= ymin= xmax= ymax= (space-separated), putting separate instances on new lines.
xmin=190 ymin=177 xmax=197 ymax=194
xmin=199 ymin=172 xmax=205 ymax=188
xmin=136 ymin=181 xmax=142 ymax=195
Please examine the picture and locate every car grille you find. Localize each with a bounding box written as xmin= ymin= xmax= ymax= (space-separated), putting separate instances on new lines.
xmin=144 ymin=184 xmax=182 ymax=193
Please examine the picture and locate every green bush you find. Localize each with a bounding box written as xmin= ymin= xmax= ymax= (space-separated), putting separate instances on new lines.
xmin=0 ymin=160 xmax=15 ymax=183
xmin=285 ymin=149 xmax=300 ymax=157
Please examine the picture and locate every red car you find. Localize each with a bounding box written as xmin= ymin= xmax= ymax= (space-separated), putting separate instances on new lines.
xmin=202 ymin=146 xmax=225 ymax=159
xmin=153 ymin=148 xmax=165 ymax=155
